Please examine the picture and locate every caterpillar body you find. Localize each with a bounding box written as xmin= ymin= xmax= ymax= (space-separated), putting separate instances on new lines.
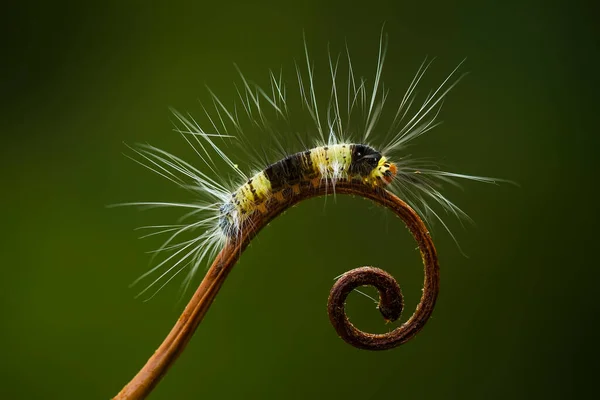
xmin=118 ymin=33 xmax=501 ymax=299
xmin=220 ymin=144 xmax=396 ymax=236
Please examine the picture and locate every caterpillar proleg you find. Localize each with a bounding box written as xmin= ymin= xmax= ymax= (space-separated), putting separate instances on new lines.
xmin=116 ymin=32 xmax=500 ymax=300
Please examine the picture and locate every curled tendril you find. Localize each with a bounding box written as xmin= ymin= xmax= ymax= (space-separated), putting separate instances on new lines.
xmin=115 ymin=183 xmax=440 ymax=399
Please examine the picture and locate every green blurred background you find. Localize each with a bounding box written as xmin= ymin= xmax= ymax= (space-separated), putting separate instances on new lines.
xmin=2 ymin=1 xmax=598 ymax=398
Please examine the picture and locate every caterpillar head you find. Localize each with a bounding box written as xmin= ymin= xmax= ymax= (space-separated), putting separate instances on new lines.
xmin=350 ymin=144 xmax=397 ymax=186
xmin=372 ymin=155 xmax=397 ymax=185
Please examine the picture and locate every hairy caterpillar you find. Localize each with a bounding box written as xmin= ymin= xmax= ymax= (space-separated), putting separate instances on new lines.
xmin=219 ymin=143 xmax=396 ymax=235
xmin=117 ymin=33 xmax=499 ymax=300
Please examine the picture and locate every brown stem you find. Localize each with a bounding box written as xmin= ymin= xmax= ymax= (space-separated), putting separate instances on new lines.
xmin=114 ymin=182 xmax=439 ymax=399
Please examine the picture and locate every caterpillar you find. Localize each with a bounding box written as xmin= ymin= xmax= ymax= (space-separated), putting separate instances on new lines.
xmin=117 ymin=32 xmax=500 ymax=300
xmin=219 ymin=143 xmax=396 ymax=236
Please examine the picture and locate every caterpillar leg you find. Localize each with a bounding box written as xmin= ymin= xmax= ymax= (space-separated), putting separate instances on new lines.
xmin=273 ymin=191 xmax=286 ymax=203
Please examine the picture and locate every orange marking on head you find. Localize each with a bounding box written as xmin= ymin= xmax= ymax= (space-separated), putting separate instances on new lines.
xmin=383 ymin=162 xmax=398 ymax=184
xmin=389 ymin=163 xmax=397 ymax=175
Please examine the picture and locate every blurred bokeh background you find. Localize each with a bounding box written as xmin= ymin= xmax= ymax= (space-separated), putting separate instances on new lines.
xmin=2 ymin=0 xmax=598 ymax=398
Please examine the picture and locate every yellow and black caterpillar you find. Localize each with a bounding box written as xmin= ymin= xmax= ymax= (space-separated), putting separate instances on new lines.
xmin=118 ymin=33 xmax=500 ymax=299
xmin=220 ymin=144 xmax=396 ymax=236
